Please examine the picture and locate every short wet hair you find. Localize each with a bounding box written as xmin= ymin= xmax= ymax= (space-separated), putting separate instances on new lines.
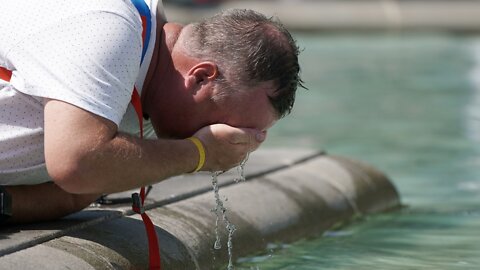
xmin=182 ymin=9 xmax=304 ymax=118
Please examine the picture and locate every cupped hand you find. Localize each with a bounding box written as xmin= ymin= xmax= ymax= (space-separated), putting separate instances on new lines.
xmin=192 ymin=124 xmax=266 ymax=172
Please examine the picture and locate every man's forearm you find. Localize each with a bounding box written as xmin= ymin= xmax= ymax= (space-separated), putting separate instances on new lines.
xmin=4 ymin=183 xmax=99 ymax=224
xmin=50 ymin=133 xmax=199 ymax=195
xmin=44 ymin=100 xmax=261 ymax=195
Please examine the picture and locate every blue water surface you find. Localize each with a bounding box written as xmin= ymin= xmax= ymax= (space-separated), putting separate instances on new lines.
xmin=238 ymin=33 xmax=480 ymax=269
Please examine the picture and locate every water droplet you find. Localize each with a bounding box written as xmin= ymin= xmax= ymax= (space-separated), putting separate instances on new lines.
xmin=214 ymin=239 xmax=222 ymax=250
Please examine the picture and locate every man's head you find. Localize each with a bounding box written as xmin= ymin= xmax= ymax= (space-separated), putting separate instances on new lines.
xmin=182 ymin=9 xmax=302 ymax=117
xmin=148 ymin=9 xmax=303 ymax=138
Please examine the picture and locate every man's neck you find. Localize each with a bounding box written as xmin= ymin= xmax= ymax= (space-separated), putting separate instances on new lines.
xmin=141 ymin=15 xmax=183 ymax=118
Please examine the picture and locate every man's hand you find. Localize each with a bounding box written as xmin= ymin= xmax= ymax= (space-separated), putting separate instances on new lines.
xmin=193 ymin=124 xmax=266 ymax=172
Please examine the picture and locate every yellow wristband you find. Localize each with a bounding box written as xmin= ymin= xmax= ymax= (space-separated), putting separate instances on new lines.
xmin=187 ymin=137 xmax=206 ymax=173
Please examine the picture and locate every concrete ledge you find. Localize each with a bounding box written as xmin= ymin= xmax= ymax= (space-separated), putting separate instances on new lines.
xmin=0 ymin=149 xmax=400 ymax=269
xmin=165 ymin=0 xmax=480 ymax=32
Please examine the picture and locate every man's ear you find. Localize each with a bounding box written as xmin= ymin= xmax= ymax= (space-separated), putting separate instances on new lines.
xmin=185 ymin=61 xmax=218 ymax=90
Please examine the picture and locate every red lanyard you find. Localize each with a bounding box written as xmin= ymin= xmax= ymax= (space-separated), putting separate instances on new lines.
xmin=127 ymin=0 xmax=162 ymax=266
xmin=0 ymin=67 xmax=12 ymax=82
xmin=130 ymin=87 xmax=162 ymax=270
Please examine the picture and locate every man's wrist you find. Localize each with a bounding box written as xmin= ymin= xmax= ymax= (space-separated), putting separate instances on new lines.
xmin=186 ymin=137 xmax=206 ymax=173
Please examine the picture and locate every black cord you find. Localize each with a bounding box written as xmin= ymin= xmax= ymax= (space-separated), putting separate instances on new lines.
xmin=96 ymin=185 xmax=153 ymax=205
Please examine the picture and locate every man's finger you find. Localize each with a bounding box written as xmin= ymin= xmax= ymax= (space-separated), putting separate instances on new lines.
xmin=227 ymin=128 xmax=264 ymax=145
xmin=256 ymin=131 xmax=266 ymax=142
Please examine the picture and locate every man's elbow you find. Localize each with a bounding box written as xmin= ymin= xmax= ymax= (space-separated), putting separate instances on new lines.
xmin=45 ymin=155 xmax=92 ymax=194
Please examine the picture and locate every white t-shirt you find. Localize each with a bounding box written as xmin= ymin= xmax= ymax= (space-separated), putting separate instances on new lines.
xmin=0 ymin=0 xmax=162 ymax=185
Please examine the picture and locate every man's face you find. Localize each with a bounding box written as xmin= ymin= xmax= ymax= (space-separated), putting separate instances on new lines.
xmin=151 ymin=82 xmax=278 ymax=139
xmin=212 ymin=83 xmax=278 ymax=134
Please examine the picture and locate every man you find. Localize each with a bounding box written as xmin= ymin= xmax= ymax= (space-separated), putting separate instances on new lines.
xmin=0 ymin=0 xmax=302 ymax=224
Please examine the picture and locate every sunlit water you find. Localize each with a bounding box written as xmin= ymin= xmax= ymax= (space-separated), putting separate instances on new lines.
xmin=236 ymin=33 xmax=480 ymax=269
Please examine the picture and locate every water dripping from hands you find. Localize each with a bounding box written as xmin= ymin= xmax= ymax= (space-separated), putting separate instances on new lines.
xmin=211 ymin=154 xmax=249 ymax=270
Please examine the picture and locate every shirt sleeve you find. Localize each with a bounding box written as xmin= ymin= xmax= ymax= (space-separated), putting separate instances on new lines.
xmin=8 ymin=10 xmax=143 ymax=126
